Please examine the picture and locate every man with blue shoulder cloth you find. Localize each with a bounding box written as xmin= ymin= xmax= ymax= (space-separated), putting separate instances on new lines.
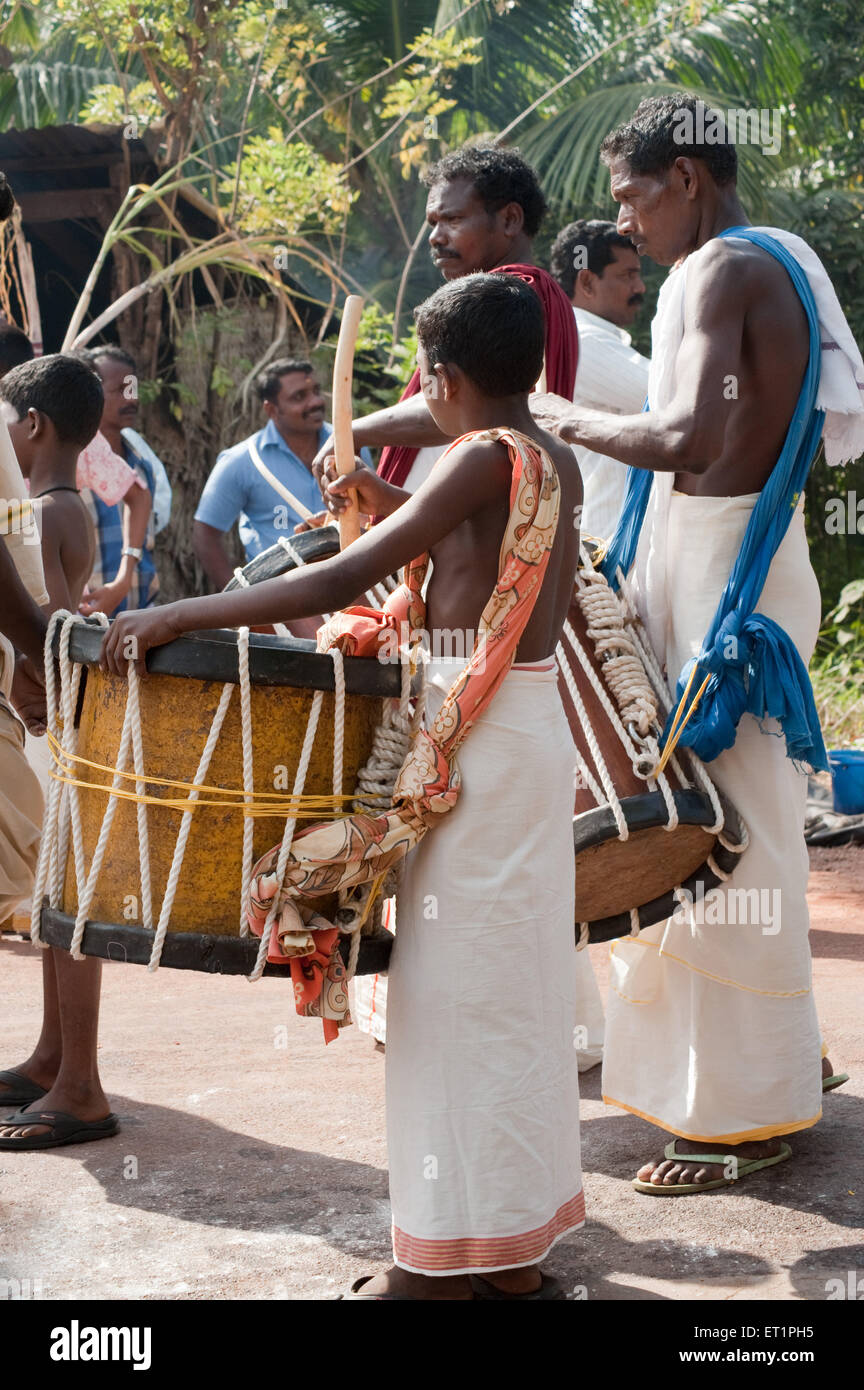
xmin=533 ymin=94 xmax=864 ymax=1195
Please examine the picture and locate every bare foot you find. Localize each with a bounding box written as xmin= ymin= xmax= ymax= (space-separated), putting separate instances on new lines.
xmin=0 ymin=1078 xmax=111 ymax=1141
xmin=635 ymin=1136 xmax=783 ymax=1189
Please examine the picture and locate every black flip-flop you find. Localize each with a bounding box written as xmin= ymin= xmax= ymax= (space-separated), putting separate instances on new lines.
xmin=338 ymin=1273 xmax=475 ymax=1295
xmin=0 ymin=1108 xmax=119 ymax=1150
xmin=0 ymin=1069 xmax=47 ymax=1108
xmin=469 ymin=1273 xmax=567 ymax=1301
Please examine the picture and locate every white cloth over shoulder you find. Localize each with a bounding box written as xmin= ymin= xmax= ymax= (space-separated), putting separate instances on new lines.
xmin=386 ymin=658 xmax=584 ymax=1274
xmin=571 ymin=307 xmax=649 ymax=541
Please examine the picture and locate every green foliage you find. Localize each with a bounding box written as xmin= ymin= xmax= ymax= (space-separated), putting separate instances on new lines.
xmin=378 ymin=28 xmax=482 ymax=178
xmin=79 ymin=80 xmax=166 ymax=127
xmin=811 ymin=578 xmax=864 ymax=746
xmin=220 ymin=131 xmax=357 ymax=235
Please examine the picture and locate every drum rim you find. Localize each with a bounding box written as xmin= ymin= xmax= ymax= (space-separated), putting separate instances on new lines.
xmin=573 ymin=787 xmax=746 ymax=944
xmin=223 ymin=524 xmax=341 ymax=588
xmin=54 ymin=620 xmax=403 ymax=697
xmin=573 ymin=786 xmax=742 ymax=853
xmin=38 ymin=906 xmax=394 ymax=977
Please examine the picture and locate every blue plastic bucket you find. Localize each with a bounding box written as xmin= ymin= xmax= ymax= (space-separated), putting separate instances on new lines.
xmin=828 ymin=749 xmax=864 ymax=815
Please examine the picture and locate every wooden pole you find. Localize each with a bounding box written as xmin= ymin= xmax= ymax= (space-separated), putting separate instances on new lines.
xmin=332 ymin=294 xmax=364 ymax=548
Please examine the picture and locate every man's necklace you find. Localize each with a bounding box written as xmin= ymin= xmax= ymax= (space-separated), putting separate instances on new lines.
xmin=33 ymin=485 xmax=81 ymax=497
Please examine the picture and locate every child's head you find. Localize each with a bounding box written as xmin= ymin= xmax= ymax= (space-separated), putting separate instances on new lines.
xmin=0 ymin=354 xmax=104 ymax=476
xmin=414 ymin=272 xmax=545 ymax=428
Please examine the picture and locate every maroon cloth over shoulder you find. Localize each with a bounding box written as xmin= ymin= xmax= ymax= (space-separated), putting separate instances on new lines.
xmin=377 ymin=263 xmax=578 ymax=489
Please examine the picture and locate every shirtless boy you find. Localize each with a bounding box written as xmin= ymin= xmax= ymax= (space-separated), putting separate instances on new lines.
xmin=101 ymin=273 xmax=585 ymax=1300
xmin=0 ymin=354 xmax=120 ymax=1149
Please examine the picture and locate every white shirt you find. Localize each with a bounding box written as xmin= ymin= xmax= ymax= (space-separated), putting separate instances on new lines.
xmin=571 ymin=306 xmax=650 ymax=542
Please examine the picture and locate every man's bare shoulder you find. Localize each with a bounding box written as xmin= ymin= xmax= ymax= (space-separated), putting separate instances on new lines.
xmin=688 ymin=235 xmax=794 ymax=304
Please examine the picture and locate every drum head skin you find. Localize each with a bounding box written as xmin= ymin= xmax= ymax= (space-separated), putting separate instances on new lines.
xmin=574 ymin=788 xmax=746 ymax=943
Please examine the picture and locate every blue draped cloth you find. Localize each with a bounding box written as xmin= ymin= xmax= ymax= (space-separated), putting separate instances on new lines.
xmin=599 ymin=226 xmax=828 ymax=771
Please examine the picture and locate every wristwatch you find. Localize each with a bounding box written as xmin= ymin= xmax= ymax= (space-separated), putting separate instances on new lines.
xmin=121 ymin=546 xmax=143 ymax=563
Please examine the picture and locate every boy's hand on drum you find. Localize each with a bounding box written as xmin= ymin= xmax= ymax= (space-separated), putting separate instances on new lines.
xmin=100 ymin=605 xmax=183 ymax=676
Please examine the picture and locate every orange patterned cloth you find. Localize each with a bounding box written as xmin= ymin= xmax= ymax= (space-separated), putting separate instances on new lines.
xmin=246 ymin=428 xmax=561 ymax=1040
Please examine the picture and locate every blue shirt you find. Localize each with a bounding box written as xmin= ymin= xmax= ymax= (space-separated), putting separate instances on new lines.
xmin=195 ymin=420 xmax=366 ymax=561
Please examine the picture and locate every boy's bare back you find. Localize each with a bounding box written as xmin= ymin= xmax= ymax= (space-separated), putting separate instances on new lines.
xmin=37 ymin=491 xmax=95 ymax=612
xmin=424 ymin=426 xmax=583 ymax=664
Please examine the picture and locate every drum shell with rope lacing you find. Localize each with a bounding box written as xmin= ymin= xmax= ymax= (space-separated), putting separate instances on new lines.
xmin=37 ymin=613 xmax=401 ymax=974
xmin=229 ymin=528 xmax=748 ymax=948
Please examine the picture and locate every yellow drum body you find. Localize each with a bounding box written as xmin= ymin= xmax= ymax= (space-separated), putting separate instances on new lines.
xmin=57 ymin=627 xmax=399 ymax=937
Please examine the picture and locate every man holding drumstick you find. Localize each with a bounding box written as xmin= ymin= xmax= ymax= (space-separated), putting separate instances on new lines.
xmin=311 ymin=141 xmax=580 ymax=1052
xmin=100 ymin=273 xmax=586 ymax=1299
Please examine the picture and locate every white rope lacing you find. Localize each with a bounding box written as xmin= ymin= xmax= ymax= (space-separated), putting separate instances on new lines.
xmin=31 ymin=611 xmax=91 ymax=944
xmin=276 ymin=536 xmax=308 ymax=569
xmin=336 ymin=644 xmax=423 ymax=981
xmin=246 ymin=671 xmax=329 ymax=983
xmin=232 ymin=564 xmax=292 ymax=639
xmin=238 ymin=626 xmax=254 ymax=936
xmin=34 ymin=602 xmax=418 ymax=985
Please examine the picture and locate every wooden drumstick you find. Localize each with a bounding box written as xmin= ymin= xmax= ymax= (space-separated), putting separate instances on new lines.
xmin=332 ymin=294 xmax=364 ymax=548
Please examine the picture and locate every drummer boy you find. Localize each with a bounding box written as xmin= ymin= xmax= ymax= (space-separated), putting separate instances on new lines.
xmin=100 ymin=273 xmax=586 ymax=1301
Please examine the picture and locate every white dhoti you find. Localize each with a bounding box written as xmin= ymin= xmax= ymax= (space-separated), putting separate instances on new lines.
xmin=386 ymin=658 xmax=584 ymax=1273
xmin=602 ymin=494 xmax=823 ymax=1143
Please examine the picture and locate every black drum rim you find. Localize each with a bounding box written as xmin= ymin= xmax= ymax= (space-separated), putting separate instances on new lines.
xmin=53 ymin=619 xmax=402 ymax=697
xmin=574 ymin=787 xmax=746 ymax=944
xmin=224 ymin=525 xmax=340 ymax=588
xmin=38 ymin=906 xmax=394 ymax=977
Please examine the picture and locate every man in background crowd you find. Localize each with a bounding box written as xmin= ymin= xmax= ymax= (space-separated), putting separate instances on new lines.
xmin=75 ymin=345 xmax=162 ymax=619
xmin=550 ymin=219 xmax=649 ymax=539
xmin=193 ymin=358 xmax=370 ymax=589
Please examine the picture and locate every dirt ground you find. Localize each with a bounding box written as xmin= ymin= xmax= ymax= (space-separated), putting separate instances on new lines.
xmin=1 ymin=844 xmax=861 ymax=1302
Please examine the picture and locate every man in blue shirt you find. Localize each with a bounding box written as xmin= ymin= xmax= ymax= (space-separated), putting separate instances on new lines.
xmin=194 ymin=358 xmax=339 ymax=589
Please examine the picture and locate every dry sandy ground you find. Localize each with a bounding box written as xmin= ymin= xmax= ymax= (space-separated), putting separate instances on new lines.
xmin=0 ymin=845 xmax=861 ymax=1302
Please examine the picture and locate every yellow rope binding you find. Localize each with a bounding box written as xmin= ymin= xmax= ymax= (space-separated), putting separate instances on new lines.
xmin=45 ymin=731 xmax=385 ymax=818
xmin=654 ymin=664 xmax=712 ymax=777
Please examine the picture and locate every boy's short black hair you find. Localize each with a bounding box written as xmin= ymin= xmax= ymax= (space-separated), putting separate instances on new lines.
xmin=0 ymin=323 xmax=35 ymax=377
xmin=76 ymin=343 xmax=137 ymax=375
xmin=255 ymin=357 xmax=315 ymax=405
xmin=422 ymin=143 xmax=548 ymax=238
xmin=600 ymin=93 xmax=738 ymax=187
xmin=0 ymin=353 xmax=104 ymax=447
xmin=550 ymin=220 xmax=638 ymax=296
xmin=414 ymin=272 xmax=545 ymax=397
